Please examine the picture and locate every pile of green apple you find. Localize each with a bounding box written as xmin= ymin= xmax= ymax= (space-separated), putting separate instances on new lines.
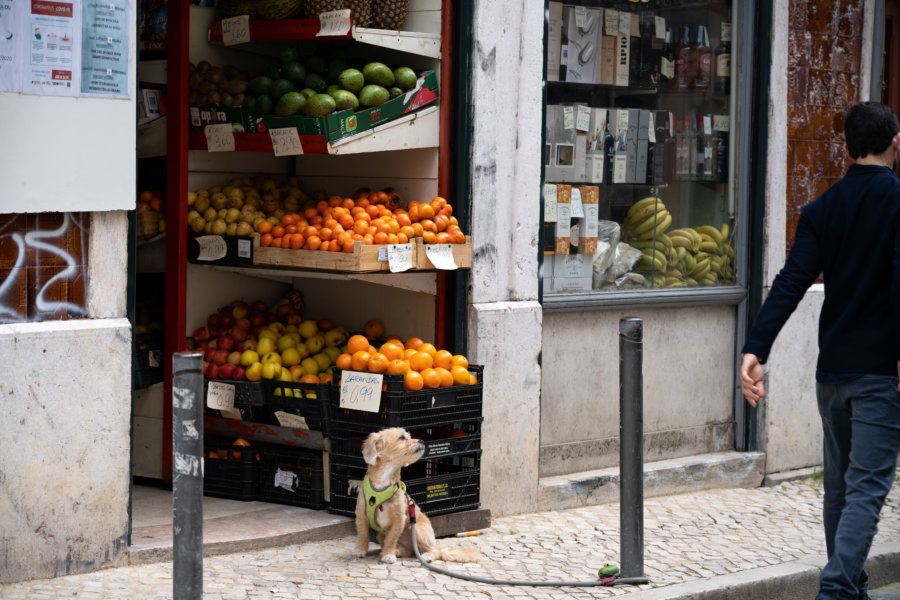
xmin=188 ymin=297 xmax=353 ymax=384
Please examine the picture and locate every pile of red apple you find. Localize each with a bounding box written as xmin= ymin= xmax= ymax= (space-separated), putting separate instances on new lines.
xmin=187 ymin=292 xmax=304 ymax=382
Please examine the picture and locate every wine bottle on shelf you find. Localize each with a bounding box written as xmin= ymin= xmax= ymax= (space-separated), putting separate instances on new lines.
xmin=713 ymin=21 xmax=732 ymax=96
xmin=603 ymin=114 xmax=616 ymax=185
xmin=694 ymin=116 xmax=706 ymax=179
xmin=660 ymin=27 xmax=677 ymax=90
xmin=674 ymin=26 xmax=693 ymax=91
xmin=675 ymin=116 xmax=688 ymax=179
xmin=693 ymin=25 xmax=711 ymax=90
xmin=686 ymin=116 xmax=698 ymax=180
xmin=715 ymin=116 xmax=729 ymax=182
xmin=701 ymin=115 xmax=714 ymax=179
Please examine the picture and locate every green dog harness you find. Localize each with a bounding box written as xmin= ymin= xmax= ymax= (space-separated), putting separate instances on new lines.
xmin=362 ymin=474 xmax=406 ymax=532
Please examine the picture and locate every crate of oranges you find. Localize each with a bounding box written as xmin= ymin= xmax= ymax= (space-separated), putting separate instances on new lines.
xmin=329 ymin=334 xmax=483 ymax=429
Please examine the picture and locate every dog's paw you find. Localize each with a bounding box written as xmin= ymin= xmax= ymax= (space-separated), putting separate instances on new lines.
xmin=380 ymin=553 xmax=397 ymax=564
xmin=352 ymin=549 xmax=367 ymax=559
xmin=421 ymin=551 xmax=436 ymax=563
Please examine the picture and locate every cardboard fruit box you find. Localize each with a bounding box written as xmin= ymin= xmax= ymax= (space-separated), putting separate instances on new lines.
xmin=246 ymin=70 xmax=439 ymax=143
xmin=189 ymin=103 xmax=249 ymax=132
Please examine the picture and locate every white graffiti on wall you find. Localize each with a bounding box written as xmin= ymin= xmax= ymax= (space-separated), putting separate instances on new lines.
xmin=0 ymin=213 xmax=88 ymax=321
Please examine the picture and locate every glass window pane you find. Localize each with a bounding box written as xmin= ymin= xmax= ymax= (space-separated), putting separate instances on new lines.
xmin=542 ymin=0 xmax=735 ymax=295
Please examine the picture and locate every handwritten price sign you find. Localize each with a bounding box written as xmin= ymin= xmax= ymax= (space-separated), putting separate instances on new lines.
xmin=317 ymin=8 xmax=352 ymax=36
xmin=221 ymin=15 xmax=251 ymax=45
xmin=204 ymin=123 xmax=235 ymax=152
xmin=269 ymin=127 xmax=304 ymax=156
xmin=339 ymin=371 xmax=383 ymax=413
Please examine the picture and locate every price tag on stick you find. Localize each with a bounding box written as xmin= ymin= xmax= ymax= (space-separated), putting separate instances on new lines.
xmin=205 ymin=123 xmax=235 ymax=152
xmin=269 ymin=127 xmax=304 ymax=156
xmin=339 ymin=371 xmax=383 ymax=413
xmin=221 ymin=16 xmax=251 ymax=45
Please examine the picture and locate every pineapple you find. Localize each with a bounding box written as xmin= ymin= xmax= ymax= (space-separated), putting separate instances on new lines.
xmin=371 ymin=0 xmax=408 ymax=30
xmin=344 ymin=0 xmax=372 ymax=27
xmin=304 ymin=0 xmax=342 ymax=19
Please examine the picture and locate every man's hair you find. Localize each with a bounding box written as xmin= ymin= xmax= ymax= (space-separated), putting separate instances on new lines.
xmin=844 ymin=102 xmax=900 ymax=159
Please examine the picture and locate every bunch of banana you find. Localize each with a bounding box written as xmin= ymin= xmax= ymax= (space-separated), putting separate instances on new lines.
xmin=667 ymin=223 xmax=735 ymax=287
xmin=623 ymin=197 xmax=671 ymax=242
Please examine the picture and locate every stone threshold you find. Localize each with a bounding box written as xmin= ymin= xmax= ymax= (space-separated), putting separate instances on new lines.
xmin=538 ymin=451 xmax=767 ymax=511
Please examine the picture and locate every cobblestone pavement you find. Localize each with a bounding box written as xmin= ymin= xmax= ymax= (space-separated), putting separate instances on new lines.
xmin=2 ymin=479 xmax=899 ymax=599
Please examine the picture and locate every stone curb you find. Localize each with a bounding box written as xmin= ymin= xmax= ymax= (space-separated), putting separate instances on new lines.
xmin=620 ymin=541 xmax=900 ymax=600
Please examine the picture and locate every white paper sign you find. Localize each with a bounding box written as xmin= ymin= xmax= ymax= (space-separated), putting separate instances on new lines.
xmin=575 ymin=105 xmax=591 ymax=132
xmin=425 ymin=244 xmax=458 ymax=270
xmin=205 ymin=123 xmax=235 ymax=152
xmin=543 ymin=183 xmax=558 ymax=222
xmin=195 ymin=235 xmax=228 ymax=261
xmin=274 ymin=468 xmax=298 ymax=491
xmin=387 ymin=243 xmax=413 ymax=273
xmin=317 ymin=9 xmax=351 ymax=37
xmin=269 ymin=127 xmax=304 ymax=156
xmin=206 ymin=381 xmax=235 ymax=411
xmin=274 ymin=411 xmax=309 ymax=430
xmin=221 ymin=15 xmax=251 ymax=46
xmin=563 ymin=106 xmax=575 ymax=130
xmin=569 ymin=187 xmax=585 ymax=218
xmin=339 ymin=371 xmax=383 ymax=413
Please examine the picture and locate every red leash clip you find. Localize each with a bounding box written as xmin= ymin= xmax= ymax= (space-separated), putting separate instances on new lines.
xmin=407 ymin=500 xmax=416 ymax=522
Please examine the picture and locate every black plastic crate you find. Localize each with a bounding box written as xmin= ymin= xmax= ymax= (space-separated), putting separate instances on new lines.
xmin=203 ymin=378 xmax=269 ymax=423
xmin=204 ymin=436 xmax=259 ymax=501
xmin=133 ymin=334 xmax=163 ymax=389
xmin=330 ymin=365 xmax=483 ymax=429
xmin=330 ymin=419 xmax=483 ymax=462
xmin=265 ymin=379 xmax=331 ymax=435
xmin=257 ymin=444 xmax=326 ymax=509
xmin=327 ymin=452 xmax=481 ymax=518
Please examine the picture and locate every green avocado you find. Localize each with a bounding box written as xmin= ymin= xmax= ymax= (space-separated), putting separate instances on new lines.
xmin=269 ymin=78 xmax=297 ymax=100
xmin=304 ymin=72 xmax=328 ymax=93
xmin=255 ymin=93 xmax=275 ymax=115
xmin=330 ymin=89 xmax=359 ymax=111
xmin=299 ymin=87 xmax=317 ymax=99
xmin=338 ymin=68 xmax=365 ymax=94
xmin=280 ymin=61 xmax=307 ymax=87
xmin=358 ymin=84 xmax=390 ymax=108
xmin=242 ymin=94 xmax=258 ymax=113
xmin=274 ymin=91 xmax=306 ymax=117
xmin=279 ymin=46 xmax=301 ymax=66
xmin=393 ymin=66 xmax=418 ymax=91
xmin=302 ymin=93 xmax=337 ymax=117
xmin=247 ymin=75 xmax=273 ymax=96
xmin=389 ymin=87 xmax=402 ymax=98
xmin=362 ymin=62 xmax=395 ymax=87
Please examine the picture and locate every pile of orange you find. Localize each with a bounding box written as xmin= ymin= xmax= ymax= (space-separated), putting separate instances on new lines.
xmin=256 ymin=188 xmax=467 ymax=252
xmin=335 ymin=334 xmax=476 ymax=391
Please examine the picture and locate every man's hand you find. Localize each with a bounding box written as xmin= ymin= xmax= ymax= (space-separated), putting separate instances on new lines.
xmin=740 ymin=353 xmax=765 ymax=408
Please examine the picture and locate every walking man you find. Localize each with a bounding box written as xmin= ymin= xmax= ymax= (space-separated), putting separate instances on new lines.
xmin=740 ymin=101 xmax=900 ymax=599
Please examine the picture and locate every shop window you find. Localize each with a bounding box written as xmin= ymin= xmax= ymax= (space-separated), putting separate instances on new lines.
xmin=541 ymin=1 xmax=737 ymax=298
xmin=0 ymin=213 xmax=89 ymax=323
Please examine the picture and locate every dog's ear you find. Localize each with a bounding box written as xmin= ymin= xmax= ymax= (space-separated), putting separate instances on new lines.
xmin=361 ymin=432 xmax=382 ymax=465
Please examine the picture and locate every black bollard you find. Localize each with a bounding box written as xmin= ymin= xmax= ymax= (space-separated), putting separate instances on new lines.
xmin=172 ymin=351 xmax=204 ymax=600
xmin=619 ymin=317 xmax=644 ymax=579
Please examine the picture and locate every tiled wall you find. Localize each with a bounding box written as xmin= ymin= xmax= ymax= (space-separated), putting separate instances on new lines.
xmin=786 ymin=0 xmax=864 ymax=254
xmin=0 ymin=213 xmax=89 ymax=323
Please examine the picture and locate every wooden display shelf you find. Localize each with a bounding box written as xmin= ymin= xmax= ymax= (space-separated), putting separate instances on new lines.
xmin=253 ymin=237 xmax=416 ymax=273
xmin=188 ymin=130 xmax=329 ymax=154
xmin=208 ymin=18 xmax=352 ymax=43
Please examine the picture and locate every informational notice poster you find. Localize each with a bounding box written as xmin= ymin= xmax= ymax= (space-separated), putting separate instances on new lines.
xmin=0 ymin=0 xmax=130 ymax=97
xmin=80 ymin=0 xmax=129 ymax=96
xmin=25 ymin=0 xmax=80 ymax=95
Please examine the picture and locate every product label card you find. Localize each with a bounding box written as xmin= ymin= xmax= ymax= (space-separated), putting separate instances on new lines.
xmin=269 ymin=127 xmax=304 ymax=156
xmin=604 ymin=8 xmax=618 ymax=36
xmin=317 ymin=9 xmax=351 ymax=37
xmin=425 ymin=244 xmax=458 ymax=270
xmin=555 ymin=202 xmax=571 ymax=237
xmin=618 ymin=11 xmax=631 ymax=35
xmin=195 ymin=235 xmax=228 ymax=261
xmin=713 ymin=114 xmax=730 ymax=132
xmin=221 ymin=15 xmax=250 ymax=45
xmin=387 ymin=243 xmax=413 ymax=272
xmin=654 ymin=16 xmax=665 ymax=38
xmin=274 ymin=468 xmax=298 ymax=491
xmin=205 ymin=123 xmax=235 ymax=152
xmin=206 ymin=381 xmax=235 ymax=411
xmin=339 ymin=370 xmax=383 ymax=413
xmin=543 ymin=183 xmax=558 ymax=222
xmin=575 ymin=105 xmax=591 ymax=132
xmin=569 ymin=187 xmax=584 ymax=218
xmin=274 ymin=411 xmax=309 ymax=430
xmin=562 ymin=105 xmax=575 ymax=130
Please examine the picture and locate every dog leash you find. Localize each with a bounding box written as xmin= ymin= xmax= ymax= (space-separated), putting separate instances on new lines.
xmin=406 ymin=500 xmax=651 ymax=587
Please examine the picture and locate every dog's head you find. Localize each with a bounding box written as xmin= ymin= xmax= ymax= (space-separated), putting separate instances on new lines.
xmin=361 ymin=427 xmax=426 ymax=467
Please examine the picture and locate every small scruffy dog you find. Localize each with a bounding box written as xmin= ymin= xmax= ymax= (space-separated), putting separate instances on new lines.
xmin=352 ymin=427 xmax=482 ymax=564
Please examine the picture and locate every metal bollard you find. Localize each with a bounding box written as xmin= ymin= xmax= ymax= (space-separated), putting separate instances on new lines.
xmin=619 ymin=317 xmax=644 ymax=579
xmin=172 ymin=351 xmax=204 ymax=600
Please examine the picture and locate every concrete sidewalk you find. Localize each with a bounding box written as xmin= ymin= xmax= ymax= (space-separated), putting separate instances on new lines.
xmin=2 ymin=477 xmax=899 ymax=599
